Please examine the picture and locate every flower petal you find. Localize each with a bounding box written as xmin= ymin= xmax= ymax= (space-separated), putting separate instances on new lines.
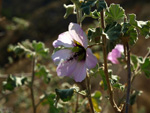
xmin=72 ymin=61 xmax=86 ymax=82
xmin=86 ymin=48 xmax=98 ymax=69
xmin=107 ymin=49 xmax=121 ymax=64
xmin=115 ymin=44 xmax=124 ymax=53
xmin=51 ymin=49 xmax=72 ymax=65
xmin=57 ymin=60 xmax=77 ymax=77
xmin=53 ymin=31 xmax=74 ymax=48
xmin=69 ymin=23 xmax=88 ymax=48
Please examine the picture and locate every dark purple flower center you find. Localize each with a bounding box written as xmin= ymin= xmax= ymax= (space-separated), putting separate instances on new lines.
xmin=67 ymin=42 xmax=86 ymax=62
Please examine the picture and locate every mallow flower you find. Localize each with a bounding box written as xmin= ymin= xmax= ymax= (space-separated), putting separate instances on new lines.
xmin=52 ymin=23 xmax=98 ymax=82
xmin=107 ymin=44 xmax=124 ymax=64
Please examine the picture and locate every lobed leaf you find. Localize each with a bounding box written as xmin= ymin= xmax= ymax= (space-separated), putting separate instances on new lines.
xmin=140 ymin=21 xmax=150 ymax=39
xmin=3 ymin=75 xmax=27 ymax=91
xmin=105 ymin=4 xmax=125 ymax=24
xmin=32 ymin=41 xmax=49 ymax=57
xmin=87 ymin=27 xmax=102 ymax=41
xmin=122 ymin=23 xmax=138 ymax=46
xmin=104 ymin=22 xmax=122 ymax=41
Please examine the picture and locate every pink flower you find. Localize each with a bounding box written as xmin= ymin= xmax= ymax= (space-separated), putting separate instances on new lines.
xmin=52 ymin=23 xmax=98 ymax=82
xmin=107 ymin=44 xmax=124 ymax=64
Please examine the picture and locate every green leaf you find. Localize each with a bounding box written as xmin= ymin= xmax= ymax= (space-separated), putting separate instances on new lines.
xmin=81 ymin=0 xmax=97 ymax=15
xmin=92 ymin=90 xmax=102 ymax=99
xmin=13 ymin=17 xmax=29 ymax=29
xmin=87 ymin=27 xmax=102 ymax=41
xmin=55 ymin=88 xmax=74 ymax=102
xmin=96 ymin=0 xmax=107 ymax=12
xmin=131 ymin=55 xmax=138 ymax=71
xmin=109 ymin=71 xmax=125 ymax=91
xmin=35 ymin=64 xmax=51 ymax=84
xmin=3 ymin=75 xmax=27 ymax=91
xmin=13 ymin=46 xmax=25 ymax=55
xmin=104 ymin=22 xmax=122 ymax=41
xmin=141 ymin=58 xmax=150 ymax=78
xmin=99 ymin=68 xmax=107 ymax=90
xmin=140 ymin=21 xmax=150 ymax=39
xmin=128 ymin=14 xmax=150 ymax=39
xmin=130 ymin=90 xmax=142 ymax=105
xmin=122 ymin=23 xmax=138 ymax=46
xmin=32 ymin=41 xmax=49 ymax=57
xmin=89 ymin=10 xmax=100 ymax=19
xmin=92 ymin=91 xmax=102 ymax=112
xmin=41 ymin=93 xmax=59 ymax=113
xmin=128 ymin=14 xmax=139 ymax=27
xmin=64 ymin=4 xmax=74 ymax=19
xmin=105 ymin=4 xmax=125 ymax=24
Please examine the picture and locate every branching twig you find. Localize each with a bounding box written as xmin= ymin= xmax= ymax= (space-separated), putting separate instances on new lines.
xmin=29 ymin=54 xmax=36 ymax=113
xmin=100 ymin=10 xmax=122 ymax=113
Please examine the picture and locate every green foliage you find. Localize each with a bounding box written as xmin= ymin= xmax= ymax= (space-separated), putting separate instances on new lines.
xmin=3 ymin=75 xmax=27 ymax=91
xmin=109 ymin=70 xmax=125 ymax=91
xmin=131 ymin=55 xmax=139 ymax=70
xmin=140 ymin=21 xmax=150 ymax=39
xmin=99 ymin=68 xmax=107 ymax=90
xmin=141 ymin=58 xmax=150 ymax=78
xmin=96 ymin=0 xmax=107 ymax=12
xmin=41 ymin=93 xmax=59 ymax=113
xmin=32 ymin=41 xmax=49 ymax=57
xmin=122 ymin=23 xmax=138 ymax=45
xmin=64 ymin=4 xmax=74 ymax=19
xmin=8 ymin=40 xmax=49 ymax=58
xmin=92 ymin=91 xmax=102 ymax=112
xmin=128 ymin=14 xmax=150 ymax=39
xmin=35 ymin=64 xmax=51 ymax=84
xmin=128 ymin=14 xmax=139 ymax=28
xmin=55 ymin=88 xmax=74 ymax=102
xmin=81 ymin=0 xmax=107 ymax=15
xmin=90 ymin=10 xmax=100 ymax=19
xmin=13 ymin=45 xmax=25 ymax=55
xmin=105 ymin=4 xmax=125 ymax=24
xmin=87 ymin=27 xmax=102 ymax=41
xmin=130 ymin=90 xmax=142 ymax=105
xmin=81 ymin=0 xmax=97 ymax=15
xmin=6 ymin=17 xmax=29 ymax=30
xmin=104 ymin=22 xmax=122 ymax=41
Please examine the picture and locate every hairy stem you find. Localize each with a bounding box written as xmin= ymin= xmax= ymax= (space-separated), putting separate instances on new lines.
xmin=100 ymin=10 xmax=121 ymax=113
xmin=86 ymin=74 xmax=94 ymax=113
xmin=125 ymin=43 xmax=131 ymax=113
xmin=30 ymin=55 xmax=36 ymax=113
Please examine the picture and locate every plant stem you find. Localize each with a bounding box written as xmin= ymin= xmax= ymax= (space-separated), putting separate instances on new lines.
xmin=125 ymin=43 xmax=131 ymax=113
xmin=75 ymin=93 xmax=79 ymax=113
xmin=86 ymin=74 xmax=94 ymax=113
xmin=30 ymin=55 xmax=36 ymax=113
xmin=87 ymin=43 xmax=103 ymax=48
xmin=100 ymin=10 xmax=121 ymax=113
